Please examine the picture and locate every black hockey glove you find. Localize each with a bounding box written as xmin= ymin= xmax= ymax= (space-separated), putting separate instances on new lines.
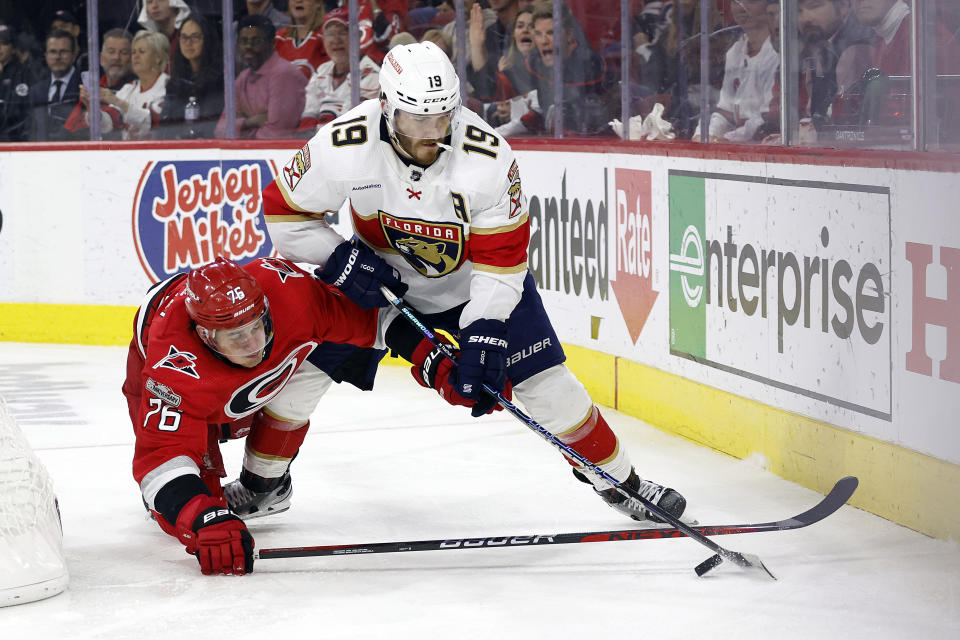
xmin=455 ymin=318 xmax=509 ymax=417
xmin=315 ymin=239 xmax=408 ymax=309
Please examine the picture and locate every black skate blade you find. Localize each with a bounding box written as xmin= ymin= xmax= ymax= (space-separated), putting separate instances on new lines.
xmin=695 ymin=552 xmax=777 ymax=580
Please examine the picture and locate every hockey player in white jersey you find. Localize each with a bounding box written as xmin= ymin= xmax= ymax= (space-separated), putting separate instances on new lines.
xmin=261 ymin=41 xmax=686 ymax=523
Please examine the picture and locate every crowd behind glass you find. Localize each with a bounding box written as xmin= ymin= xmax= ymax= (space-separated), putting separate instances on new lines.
xmin=0 ymin=0 xmax=957 ymax=150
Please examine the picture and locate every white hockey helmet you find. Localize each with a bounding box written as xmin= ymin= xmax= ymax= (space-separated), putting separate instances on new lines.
xmin=380 ymin=41 xmax=460 ymax=139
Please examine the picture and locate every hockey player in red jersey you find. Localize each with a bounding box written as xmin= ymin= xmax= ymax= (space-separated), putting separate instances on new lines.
xmin=121 ymin=256 xmax=401 ymax=575
xmin=261 ymin=42 xmax=688 ymax=525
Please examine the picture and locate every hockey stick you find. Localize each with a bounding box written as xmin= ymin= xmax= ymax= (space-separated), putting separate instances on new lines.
xmin=379 ymin=285 xmax=775 ymax=579
xmin=256 ymin=476 xmax=858 ymax=560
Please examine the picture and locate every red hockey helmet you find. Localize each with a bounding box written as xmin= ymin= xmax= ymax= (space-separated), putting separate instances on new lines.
xmin=184 ymin=258 xmax=273 ymax=365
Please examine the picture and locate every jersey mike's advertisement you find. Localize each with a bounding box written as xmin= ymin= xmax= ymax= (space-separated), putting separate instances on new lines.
xmin=133 ymin=160 xmax=278 ymax=283
xmin=667 ymin=171 xmax=891 ymax=421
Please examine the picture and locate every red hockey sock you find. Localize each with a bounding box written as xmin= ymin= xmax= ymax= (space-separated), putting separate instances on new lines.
xmin=557 ymin=406 xmax=619 ymax=466
xmin=245 ymin=411 xmax=309 ymax=460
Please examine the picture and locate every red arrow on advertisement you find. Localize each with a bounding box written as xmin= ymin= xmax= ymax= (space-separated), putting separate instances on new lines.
xmin=612 ymin=168 xmax=658 ymax=345
xmin=612 ymin=274 xmax=658 ymax=345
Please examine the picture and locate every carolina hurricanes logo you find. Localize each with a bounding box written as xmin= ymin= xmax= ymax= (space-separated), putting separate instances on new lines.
xmin=224 ymin=342 xmax=318 ymax=418
xmin=259 ymin=257 xmax=304 ymax=283
xmin=152 ymin=345 xmax=200 ymax=379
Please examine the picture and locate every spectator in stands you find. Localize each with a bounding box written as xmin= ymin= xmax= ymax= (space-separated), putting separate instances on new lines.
xmin=754 ymin=0 xmax=813 ymax=144
xmin=27 ymin=29 xmax=83 ymax=141
xmin=444 ymin=0 xmax=496 ymax=69
xmin=81 ymin=30 xmax=169 ymax=140
xmin=467 ymin=0 xmax=520 ymax=101
xmin=478 ymin=6 xmax=535 ymax=102
xmin=0 ymin=23 xmax=35 ymax=142
xmin=276 ymin=0 xmax=327 ymax=80
xmin=525 ymin=3 xmax=610 ymax=136
xmin=298 ymin=7 xmax=380 ymax=134
xmin=798 ymin=0 xmax=873 ymax=126
xmin=50 ymin=9 xmax=86 ymax=69
xmin=852 ymin=0 xmax=960 ymax=76
xmin=853 ymin=0 xmax=960 ymax=144
xmin=139 ymin=0 xmax=191 ymax=61
xmin=245 ymin=0 xmax=292 ymax=31
xmin=158 ymin=14 xmax=223 ymax=139
xmin=421 ymin=27 xmax=453 ymax=60
xmin=62 ymin=29 xmax=136 ymax=140
xmin=367 ymin=0 xmax=409 ymax=61
xmin=627 ymin=0 xmax=732 ymax=139
xmin=695 ymin=0 xmax=779 ymax=142
xmin=389 ymin=31 xmax=418 ymax=48
xmin=406 ymin=0 xmax=453 ymax=39
xmin=14 ymin=32 xmax=45 ymax=82
xmin=98 ymin=29 xmax=137 ymax=90
xmin=472 ymin=8 xmax=537 ymax=135
xmin=216 ymin=14 xmax=307 ymax=139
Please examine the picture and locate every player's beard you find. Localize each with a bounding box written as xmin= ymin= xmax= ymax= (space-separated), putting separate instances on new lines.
xmin=393 ymin=131 xmax=442 ymax=165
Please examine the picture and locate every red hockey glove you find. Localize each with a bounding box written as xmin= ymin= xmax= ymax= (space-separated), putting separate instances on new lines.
xmin=176 ymin=494 xmax=254 ymax=575
xmin=409 ymin=337 xmax=511 ymax=416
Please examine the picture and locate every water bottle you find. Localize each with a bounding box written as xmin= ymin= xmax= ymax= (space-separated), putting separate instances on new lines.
xmin=184 ymin=96 xmax=199 ymax=138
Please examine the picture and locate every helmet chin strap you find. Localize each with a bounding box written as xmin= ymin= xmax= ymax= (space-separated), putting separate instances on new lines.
xmin=383 ymin=113 xmax=418 ymax=161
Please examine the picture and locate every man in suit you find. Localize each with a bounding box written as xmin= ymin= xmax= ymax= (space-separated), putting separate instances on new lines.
xmin=28 ymin=29 xmax=84 ymax=141
xmin=0 ymin=23 xmax=36 ymax=141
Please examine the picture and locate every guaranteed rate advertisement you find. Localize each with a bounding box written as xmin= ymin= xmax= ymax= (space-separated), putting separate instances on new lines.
xmin=668 ymin=172 xmax=892 ymax=421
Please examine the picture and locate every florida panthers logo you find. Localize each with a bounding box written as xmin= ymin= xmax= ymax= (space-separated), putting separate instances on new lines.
xmin=379 ymin=212 xmax=464 ymax=277
xmin=225 ymin=342 xmax=318 ymax=418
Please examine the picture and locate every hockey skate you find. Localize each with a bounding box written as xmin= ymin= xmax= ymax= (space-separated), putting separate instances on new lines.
xmin=574 ymin=468 xmax=686 ymax=524
xmin=223 ymin=472 xmax=293 ymax=520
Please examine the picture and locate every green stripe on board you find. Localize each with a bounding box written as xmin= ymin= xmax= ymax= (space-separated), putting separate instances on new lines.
xmin=668 ymin=173 xmax=706 ymax=359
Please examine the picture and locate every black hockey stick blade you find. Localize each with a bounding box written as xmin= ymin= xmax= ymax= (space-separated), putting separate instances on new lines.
xmin=695 ymin=552 xmax=777 ymax=580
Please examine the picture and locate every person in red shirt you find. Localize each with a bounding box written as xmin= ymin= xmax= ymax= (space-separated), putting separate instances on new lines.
xmin=853 ymin=0 xmax=960 ymax=75
xmin=122 ymin=256 xmax=402 ymax=575
xmin=275 ymin=0 xmax=328 ymax=79
xmin=852 ymin=0 xmax=960 ymax=141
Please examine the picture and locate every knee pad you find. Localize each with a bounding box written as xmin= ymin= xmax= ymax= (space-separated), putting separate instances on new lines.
xmin=513 ymin=365 xmax=592 ymax=434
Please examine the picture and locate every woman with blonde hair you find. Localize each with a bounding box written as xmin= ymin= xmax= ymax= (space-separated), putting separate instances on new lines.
xmin=275 ymin=0 xmax=327 ymax=79
xmin=81 ymin=30 xmax=169 ymax=140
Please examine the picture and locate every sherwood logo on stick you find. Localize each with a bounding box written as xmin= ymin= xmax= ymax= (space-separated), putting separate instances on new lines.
xmin=667 ymin=171 xmax=892 ymax=420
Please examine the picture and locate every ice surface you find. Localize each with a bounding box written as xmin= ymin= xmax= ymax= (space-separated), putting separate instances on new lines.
xmin=1 ymin=343 xmax=957 ymax=639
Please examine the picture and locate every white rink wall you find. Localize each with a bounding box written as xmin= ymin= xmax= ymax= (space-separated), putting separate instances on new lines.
xmin=0 ymin=142 xmax=957 ymax=539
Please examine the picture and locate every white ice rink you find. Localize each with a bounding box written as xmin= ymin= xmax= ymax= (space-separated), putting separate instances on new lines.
xmin=1 ymin=342 xmax=958 ymax=639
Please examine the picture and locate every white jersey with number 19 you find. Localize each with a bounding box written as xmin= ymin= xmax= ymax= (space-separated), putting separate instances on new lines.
xmin=262 ymin=98 xmax=529 ymax=326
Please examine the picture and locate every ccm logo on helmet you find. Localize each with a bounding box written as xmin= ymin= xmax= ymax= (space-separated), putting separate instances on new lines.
xmin=468 ymin=336 xmax=508 ymax=348
xmin=423 ymin=97 xmax=448 ymax=103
